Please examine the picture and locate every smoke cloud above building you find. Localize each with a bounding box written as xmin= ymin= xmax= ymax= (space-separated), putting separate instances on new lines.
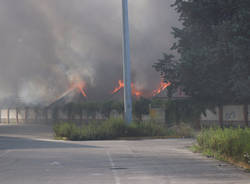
xmin=0 ymin=0 xmax=179 ymax=104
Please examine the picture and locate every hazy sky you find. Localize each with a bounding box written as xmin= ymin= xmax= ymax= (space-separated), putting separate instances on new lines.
xmin=0 ymin=0 xmax=179 ymax=104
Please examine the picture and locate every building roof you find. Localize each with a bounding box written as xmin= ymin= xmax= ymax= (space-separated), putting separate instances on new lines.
xmin=0 ymin=96 xmax=26 ymax=108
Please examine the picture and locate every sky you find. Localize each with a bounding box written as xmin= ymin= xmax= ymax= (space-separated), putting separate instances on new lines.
xmin=0 ymin=0 xmax=180 ymax=104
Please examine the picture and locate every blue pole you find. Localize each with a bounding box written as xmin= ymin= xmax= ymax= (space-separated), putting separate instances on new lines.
xmin=122 ymin=0 xmax=132 ymax=123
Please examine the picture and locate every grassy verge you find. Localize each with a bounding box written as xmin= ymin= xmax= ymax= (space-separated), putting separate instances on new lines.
xmin=192 ymin=127 xmax=250 ymax=170
xmin=53 ymin=119 xmax=194 ymax=141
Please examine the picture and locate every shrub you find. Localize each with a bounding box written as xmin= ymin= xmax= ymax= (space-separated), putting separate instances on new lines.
xmin=54 ymin=119 xmax=128 ymax=140
xmin=128 ymin=121 xmax=170 ymax=137
xmin=53 ymin=122 xmax=71 ymax=138
xmin=81 ymin=118 xmax=127 ymax=140
xmin=53 ymin=122 xmax=81 ymax=140
xmin=54 ymin=119 xmax=194 ymax=141
xmin=169 ymin=123 xmax=195 ymax=138
xmin=197 ymin=127 xmax=250 ymax=164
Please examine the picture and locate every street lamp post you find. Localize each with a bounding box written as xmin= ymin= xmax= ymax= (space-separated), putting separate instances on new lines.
xmin=122 ymin=0 xmax=132 ymax=123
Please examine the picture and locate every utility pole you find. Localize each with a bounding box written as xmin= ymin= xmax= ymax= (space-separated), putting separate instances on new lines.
xmin=122 ymin=0 xmax=132 ymax=123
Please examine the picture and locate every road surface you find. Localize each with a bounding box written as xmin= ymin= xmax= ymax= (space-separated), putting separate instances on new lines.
xmin=0 ymin=124 xmax=249 ymax=184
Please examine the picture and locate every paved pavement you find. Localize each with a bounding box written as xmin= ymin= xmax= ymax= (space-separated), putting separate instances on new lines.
xmin=0 ymin=124 xmax=250 ymax=184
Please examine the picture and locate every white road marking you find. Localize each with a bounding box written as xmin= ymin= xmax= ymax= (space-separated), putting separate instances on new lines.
xmin=106 ymin=151 xmax=121 ymax=184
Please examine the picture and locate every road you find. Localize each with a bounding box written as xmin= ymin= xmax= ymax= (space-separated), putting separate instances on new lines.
xmin=0 ymin=124 xmax=249 ymax=184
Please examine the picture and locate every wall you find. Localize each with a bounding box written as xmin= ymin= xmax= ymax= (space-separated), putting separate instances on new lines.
xmin=201 ymin=105 xmax=249 ymax=127
xmin=0 ymin=107 xmax=107 ymax=124
xmin=149 ymin=107 xmax=165 ymax=123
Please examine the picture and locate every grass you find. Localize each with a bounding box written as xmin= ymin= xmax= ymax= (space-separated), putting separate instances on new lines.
xmin=193 ymin=127 xmax=250 ymax=168
xmin=53 ymin=119 xmax=194 ymax=141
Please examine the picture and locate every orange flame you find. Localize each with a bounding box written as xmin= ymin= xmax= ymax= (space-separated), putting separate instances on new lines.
xmin=58 ymin=81 xmax=87 ymax=100
xmin=152 ymin=81 xmax=171 ymax=96
xmin=112 ymin=80 xmax=142 ymax=97
xmin=112 ymin=80 xmax=124 ymax=94
xmin=71 ymin=81 xmax=87 ymax=97
xmin=131 ymin=83 xmax=142 ymax=97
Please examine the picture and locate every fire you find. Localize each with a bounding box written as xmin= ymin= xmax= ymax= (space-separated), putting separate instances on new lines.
xmin=112 ymin=80 xmax=124 ymax=94
xmin=131 ymin=83 xmax=142 ymax=97
xmin=112 ymin=80 xmax=171 ymax=97
xmin=71 ymin=81 xmax=87 ymax=97
xmin=152 ymin=81 xmax=171 ymax=96
xmin=57 ymin=80 xmax=87 ymax=100
xmin=112 ymin=80 xmax=142 ymax=97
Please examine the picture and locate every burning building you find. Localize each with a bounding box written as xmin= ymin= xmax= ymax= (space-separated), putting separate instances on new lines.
xmin=111 ymin=80 xmax=143 ymax=99
xmin=49 ymin=81 xmax=87 ymax=108
xmin=0 ymin=76 xmax=181 ymax=125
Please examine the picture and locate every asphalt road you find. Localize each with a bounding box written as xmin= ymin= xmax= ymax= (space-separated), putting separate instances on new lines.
xmin=0 ymin=124 xmax=250 ymax=184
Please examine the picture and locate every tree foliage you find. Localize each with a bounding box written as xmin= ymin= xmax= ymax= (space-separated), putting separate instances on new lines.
xmin=100 ymin=101 xmax=123 ymax=118
xmin=56 ymin=101 xmax=124 ymax=120
xmin=100 ymin=101 xmax=114 ymax=118
xmin=153 ymin=0 xmax=250 ymax=104
xmin=133 ymin=97 xmax=151 ymax=120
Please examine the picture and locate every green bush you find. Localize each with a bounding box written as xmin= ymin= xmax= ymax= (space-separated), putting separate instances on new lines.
xmin=53 ymin=122 xmax=81 ymax=140
xmin=169 ymin=123 xmax=195 ymax=138
xmin=54 ymin=119 xmax=194 ymax=141
xmin=197 ymin=128 xmax=250 ymax=164
xmin=82 ymin=119 xmax=127 ymax=140
xmin=128 ymin=121 xmax=170 ymax=137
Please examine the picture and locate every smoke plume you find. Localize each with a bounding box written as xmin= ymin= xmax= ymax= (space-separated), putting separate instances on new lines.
xmin=0 ymin=0 xmax=179 ymax=104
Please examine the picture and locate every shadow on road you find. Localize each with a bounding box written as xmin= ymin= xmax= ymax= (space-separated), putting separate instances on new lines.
xmin=0 ymin=124 xmax=54 ymax=139
xmin=0 ymin=136 xmax=100 ymax=150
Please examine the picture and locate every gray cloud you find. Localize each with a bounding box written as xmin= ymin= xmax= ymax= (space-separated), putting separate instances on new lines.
xmin=0 ymin=0 xmax=179 ymax=103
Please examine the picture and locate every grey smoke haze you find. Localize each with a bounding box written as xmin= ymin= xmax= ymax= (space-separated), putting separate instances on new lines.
xmin=0 ymin=0 xmax=179 ymax=104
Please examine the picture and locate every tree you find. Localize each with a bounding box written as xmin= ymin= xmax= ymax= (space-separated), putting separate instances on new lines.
xmin=133 ymin=97 xmax=151 ymax=121
xmin=52 ymin=107 xmax=59 ymax=120
xmin=165 ymin=99 xmax=204 ymax=128
xmin=111 ymin=101 xmax=124 ymax=114
xmin=74 ymin=104 xmax=84 ymax=120
xmin=100 ymin=101 xmax=114 ymax=118
xmin=63 ymin=103 xmax=75 ymax=120
xmin=153 ymin=0 xmax=250 ymax=104
xmin=82 ymin=102 xmax=100 ymax=120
